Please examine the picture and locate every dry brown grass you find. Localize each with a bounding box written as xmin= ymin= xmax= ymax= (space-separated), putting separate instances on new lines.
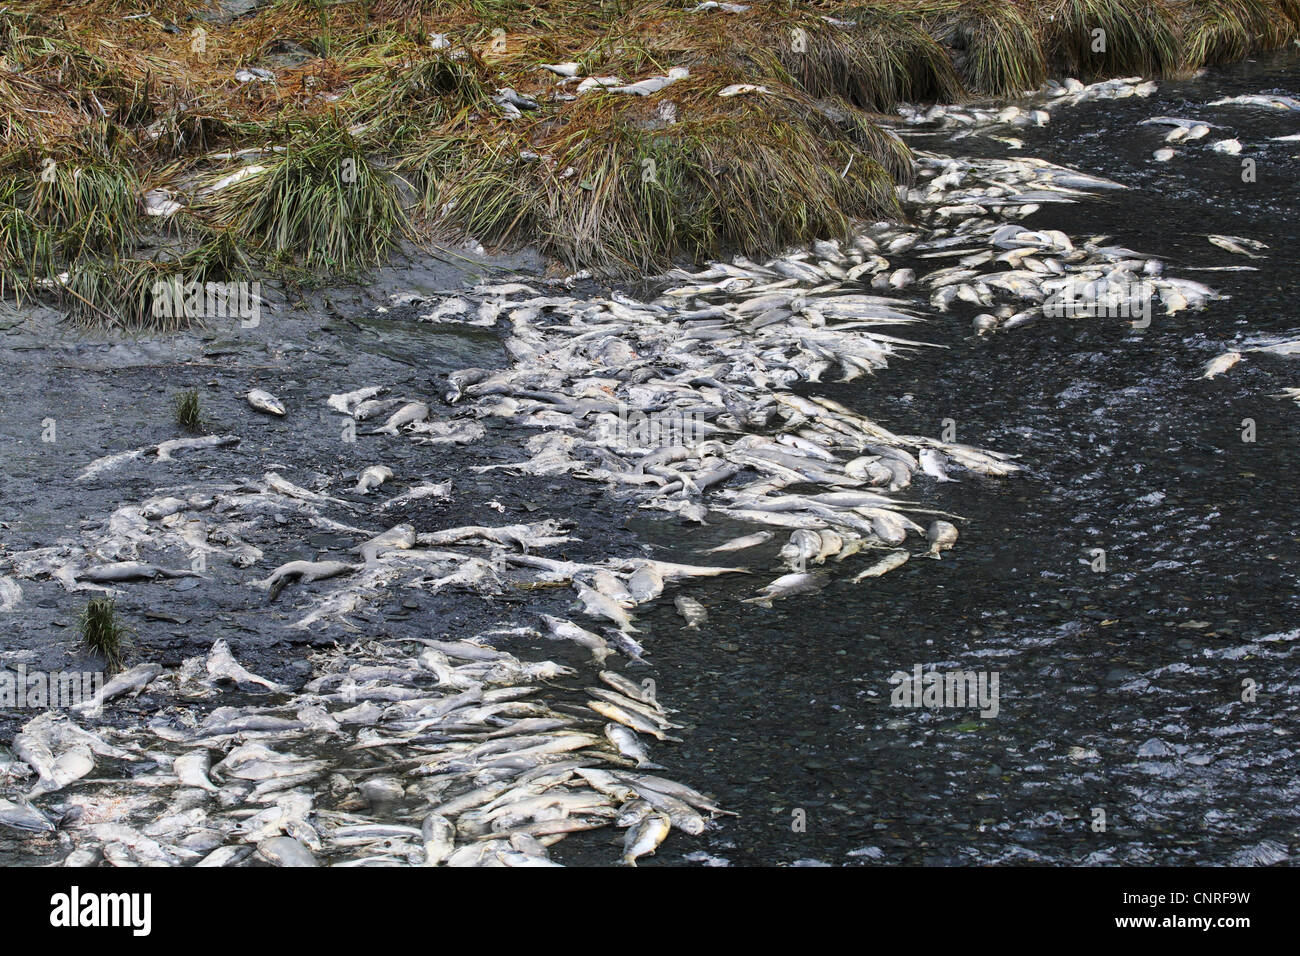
xmin=0 ymin=0 xmax=1295 ymax=298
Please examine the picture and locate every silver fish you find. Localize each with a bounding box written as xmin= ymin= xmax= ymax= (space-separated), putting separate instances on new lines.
xmin=246 ymin=388 xmax=286 ymax=416
xmin=673 ymin=595 xmax=708 ymax=629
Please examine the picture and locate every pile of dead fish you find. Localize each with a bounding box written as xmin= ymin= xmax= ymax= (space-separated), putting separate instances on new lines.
xmin=1 ymin=634 xmax=726 ymax=866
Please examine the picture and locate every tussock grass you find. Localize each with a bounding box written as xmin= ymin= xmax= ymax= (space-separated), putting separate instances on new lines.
xmin=1182 ymin=0 xmax=1298 ymax=66
xmin=923 ymin=2 xmax=1049 ymax=96
xmin=0 ymin=175 xmax=54 ymax=300
xmin=59 ymin=257 xmax=169 ymax=330
xmin=29 ymin=157 xmax=140 ymax=260
xmin=174 ymin=387 xmax=202 ymax=432
xmin=79 ymin=597 xmax=130 ymax=674
xmin=434 ymin=92 xmax=900 ymax=275
xmin=58 ymin=231 xmax=253 ymax=330
xmin=771 ymin=7 xmax=964 ymax=113
xmin=1 ymin=0 xmax=1294 ymax=284
xmin=1040 ymin=0 xmax=1182 ymax=79
xmin=206 ymin=121 xmax=408 ymax=272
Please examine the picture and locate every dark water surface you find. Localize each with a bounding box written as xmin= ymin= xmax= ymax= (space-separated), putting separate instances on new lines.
xmin=633 ymin=51 xmax=1300 ymax=866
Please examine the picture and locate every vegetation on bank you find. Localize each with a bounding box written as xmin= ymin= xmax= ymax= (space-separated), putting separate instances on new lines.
xmin=1 ymin=0 xmax=1297 ymax=325
xmin=79 ymin=597 xmax=129 ymax=673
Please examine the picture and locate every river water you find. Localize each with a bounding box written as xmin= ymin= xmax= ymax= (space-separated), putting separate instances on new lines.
xmin=640 ymin=49 xmax=1300 ymax=867
xmin=1 ymin=51 xmax=1297 ymax=866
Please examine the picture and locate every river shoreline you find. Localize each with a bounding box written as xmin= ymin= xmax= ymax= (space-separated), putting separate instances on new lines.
xmin=1 ymin=16 xmax=1298 ymax=867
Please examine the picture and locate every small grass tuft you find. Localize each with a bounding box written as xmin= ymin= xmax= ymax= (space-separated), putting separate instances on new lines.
xmin=79 ymin=597 xmax=130 ymax=674
xmin=174 ymin=387 xmax=202 ymax=432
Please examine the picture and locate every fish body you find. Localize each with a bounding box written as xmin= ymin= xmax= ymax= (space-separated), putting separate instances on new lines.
xmin=622 ymin=812 xmax=671 ymax=865
xmin=247 ymin=389 xmax=286 ymax=416
xmin=852 ymin=549 xmax=910 ymax=581
xmin=76 ymin=561 xmax=199 ymax=583
xmin=741 ymin=571 xmax=828 ymax=607
xmin=206 ymin=639 xmax=288 ymax=692
xmin=673 ymin=595 xmax=708 ymax=629
xmin=1201 ymin=351 xmax=1241 ymax=379
xmin=924 ymin=520 xmax=959 ymax=558
xmin=175 ymin=750 xmax=220 ymax=792
xmin=373 ymin=402 xmax=429 ymax=435
xmin=627 ymin=564 xmax=665 ymax=603
xmin=355 ymin=465 xmax=394 ymax=494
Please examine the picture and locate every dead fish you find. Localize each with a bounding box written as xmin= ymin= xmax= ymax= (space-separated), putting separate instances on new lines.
xmin=0 ymin=576 xmax=21 ymax=611
xmin=355 ymin=466 xmax=393 ymax=494
xmin=627 ymin=564 xmax=665 ymax=603
xmin=174 ymin=750 xmax=219 ymax=792
xmin=599 ymin=670 xmax=663 ymax=708
xmin=588 ymin=700 xmax=680 ymax=741
xmin=372 ymin=402 xmax=429 ymax=434
xmin=253 ymin=560 xmax=359 ymax=601
xmin=257 ymin=836 xmax=318 ymax=867
xmin=422 ymin=814 xmax=456 ymax=866
xmin=924 ymin=520 xmax=959 ymax=559
xmin=246 ymin=389 xmax=286 ymax=416
xmin=75 ymin=562 xmax=199 ymax=583
xmin=575 ymin=585 xmax=639 ymax=632
xmin=140 ymin=496 xmax=188 ymax=519
xmin=70 ymin=663 xmax=161 ymax=713
xmin=0 ymin=798 xmax=55 ymax=833
xmin=779 ymin=530 xmax=823 ymax=570
xmin=154 ymin=434 xmax=240 ymax=462
xmin=379 ymin=483 xmax=452 ymax=510
xmin=605 ymin=723 xmax=662 ymax=769
xmin=206 ymin=638 xmax=287 ymax=692
xmin=328 ymin=385 xmax=385 ymax=415
xmin=851 ymin=549 xmax=909 ymax=582
xmin=75 ymin=448 xmax=148 ymax=482
xmin=27 ymin=745 xmax=94 ymax=797
xmin=622 ymin=811 xmax=671 ymax=866
xmin=355 ymin=524 xmax=416 ymax=563
xmin=673 ymin=595 xmax=707 ymax=629
xmin=1200 ymin=351 xmax=1242 ymax=379
xmin=538 ymin=614 xmax=612 ymax=663
xmin=698 ymin=531 xmax=773 ymax=554
xmin=608 ymin=67 xmax=689 ymax=96
xmin=1206 ymin=234 xmax=1266 ymax=258
xmin=718 ymin=83 xmax=770 ymax=97
xmin=740 ymin=571 xmax=828 ymax=607
xmin=919 ymin=448 xmax=958 ymax=482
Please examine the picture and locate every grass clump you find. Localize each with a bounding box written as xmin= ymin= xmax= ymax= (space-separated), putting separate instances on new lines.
xmin=923 ymin=2 xmax=1049 ymax=96
xmin=1181 ymin=0 xmax=1298 ymax=67
xmin=79 ymin=597 xmax=130 ymax=674
xmin=207 ymin=121 xmax=408 ymax=273
xmin=1039 ymin=0 xmax=1182 ymax=79
xmin=433 ymin=91 xmax=900 ymax=275
xmin=29 ymin=157 xmax=140 ymax=260
xmin=772 ymin=6 xmax=964 ymax=113
xmin=174 ymin=387 xmax=202 ymax=432
xmin=0 ymin=174 xmax=55 ymax=300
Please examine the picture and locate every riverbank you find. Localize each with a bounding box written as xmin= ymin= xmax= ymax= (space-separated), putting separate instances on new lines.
xmin=2 ymin=0 xmax=1298 ymax=329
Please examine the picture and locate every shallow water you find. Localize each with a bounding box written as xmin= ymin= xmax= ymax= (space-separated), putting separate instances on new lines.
xmin=2 ymin=52 xmax=1298 ymax=866
xmin=636 ymin=49 xmax=1300 ymax=866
